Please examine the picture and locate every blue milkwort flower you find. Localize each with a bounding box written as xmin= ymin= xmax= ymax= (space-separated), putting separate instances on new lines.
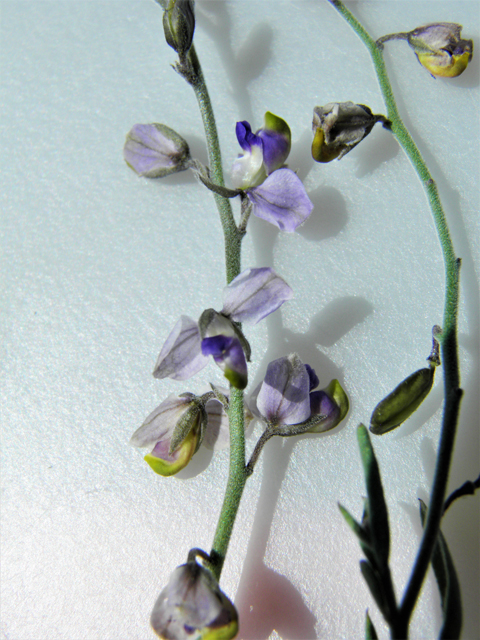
xmin=232 ymin=112 xmax=314 ymax=232
xmin=153 ymin=267 xmax=293 ymax=389
xmin=150 ymin=560 xmax=238 ymax=639
xmin=130 ymin=388 xmax=247 ymax=476
xmin=254 ymin=354 xmax=349 ymax=433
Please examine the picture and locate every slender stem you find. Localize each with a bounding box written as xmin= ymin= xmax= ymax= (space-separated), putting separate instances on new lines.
xmin=443 ymin=473 xmax=480 ymax=514
xmin=187 ymin=45 xmax=242 ymax=285
xmin=182 ymin=44 xmax=248 ymax=580
xmin=327 ymin=1 xmax=463 ymax=635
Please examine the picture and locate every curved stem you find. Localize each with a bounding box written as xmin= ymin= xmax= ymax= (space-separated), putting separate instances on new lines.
xmin=327 ymin=1 xmax=463 ymax=635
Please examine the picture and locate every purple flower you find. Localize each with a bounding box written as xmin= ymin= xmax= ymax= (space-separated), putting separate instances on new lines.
xmin=123 ymin=123 xmax=191 ymax=178
xmin=231 ymin=112 xmax=313 ymax=232
xmin=150 ymin=561 xmax=238 ymax=640
xmin=153 ymin=267 xmax=292 ymax=389
xmin=253 ymin=354 xmax=349 ymax=432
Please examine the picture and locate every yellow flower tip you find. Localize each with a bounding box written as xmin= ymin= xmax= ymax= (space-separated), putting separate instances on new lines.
xmin=417 ymin=49 xmax=473 ymax=78
xmin=144 ymin=428 xmax=199 ymax=477
xmin=311 ymin=128 xmax=342 ymax=163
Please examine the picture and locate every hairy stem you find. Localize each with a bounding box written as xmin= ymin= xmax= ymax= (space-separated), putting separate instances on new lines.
xmin=327 ymin=1 xmax=463 ymax=636
xmin=182 ymin=44 xmax=247 ymax=580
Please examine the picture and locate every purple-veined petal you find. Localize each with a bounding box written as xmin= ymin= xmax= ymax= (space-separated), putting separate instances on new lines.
xmin=123 ymin=123 xmax=190 ymax=178
xmin=153 ymin=315 xmax=209 ymax=381
xmin=247 ymin=168 xmax=313 ymax=232
xmin=256 ymin=354 xmax=311 ymax=425
xmin=130 ymin=394 xmax=192 ymax=448
xmin=221 ymin=267 xmax=293 ymax=324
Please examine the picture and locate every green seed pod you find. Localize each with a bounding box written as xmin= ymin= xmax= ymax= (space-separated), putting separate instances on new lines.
xmin=370 ymin=367 xmax=435 ymax=435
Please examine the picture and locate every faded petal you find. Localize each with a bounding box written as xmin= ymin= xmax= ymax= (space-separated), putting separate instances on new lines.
xmin=151 ymin=562 xmax=238 ymax=640
xmin=221 ymin=267 xmax=293 ymax=324
xmin=256 ymin=354 xmax=311 ymax=425
xmin=247 ymin=168 xmax=313 ymax=232
xmin=124 ymin=123 xmax=191 ymax=178
xmin=130 ymin=394 xmax=193 ymax=448
xmin=153 ymin=315 xmax=209 ymax=381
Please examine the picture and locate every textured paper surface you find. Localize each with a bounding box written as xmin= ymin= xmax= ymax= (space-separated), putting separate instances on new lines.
xmin=1 ymin=1 xmax=479 ymax=639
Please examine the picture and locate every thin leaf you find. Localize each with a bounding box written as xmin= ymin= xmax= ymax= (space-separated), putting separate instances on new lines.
xmin=419 ymin=500 xmax=463 ymax=639
xmin=360 ymin=560 xmax=388 ymax=619
xmin=365 ymin=610 xmax=379 ymax=640
xmin=338 ymin=503 xmax=371 ymax=546
xmin=357 ymin=424 xmax=390 ymax=566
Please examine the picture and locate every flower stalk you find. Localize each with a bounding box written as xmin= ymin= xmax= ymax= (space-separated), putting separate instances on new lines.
xmin=327 ymin=1 xmax=463 ymax=636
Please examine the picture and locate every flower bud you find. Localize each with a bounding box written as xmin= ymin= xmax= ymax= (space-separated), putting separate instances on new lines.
xmin=311 ymin=102 xmax=389 ymax=163
xmin=150 ymin=561 xmax=238 ymax=640
xmin=124 ymin=123 xmax=191 ymax=178
xmin=407 ymin=23 xmax=473 ymax=78
xmin=308 ymin=379 xmax=349 ymax=433
xmin=163 ymin=0 xmax=195 ymax=59
xmin=370 ymin=367 xmax=435 ymax=435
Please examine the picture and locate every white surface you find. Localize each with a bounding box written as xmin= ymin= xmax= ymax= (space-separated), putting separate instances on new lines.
xmin=1 ymin=1 xmax=479 ymax=639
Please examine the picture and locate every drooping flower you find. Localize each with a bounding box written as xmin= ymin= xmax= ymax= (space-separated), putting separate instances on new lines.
xmin=311 ymin=102 xmax=390 ymax=163
xmin=232 ymin=112 xmax=313 ymax=232
xmin=377 ymin=23 xmax=473 ymax=78
xmin=123 ymin=123 xmax=191 ymax=178
xmin=153 ymin=267 xmax=293 ymax=389
xmin=150 ymin=561 xmax=238 ymax=640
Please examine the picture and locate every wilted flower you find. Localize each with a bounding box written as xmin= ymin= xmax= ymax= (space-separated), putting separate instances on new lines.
xmin=150 ymin=561 xmax=238 ymax=640
xmin=377 ymin=22 xmax=473 ymax=78
xmin=124 ymin=123 xmax=191 ymax=178
xmin=311 ymin=102 xmax=390 ymax=163
xmin=232 ymin=112 xmax=313 ymax=232
xmin=162 ymin=0 xmax=195 ymax=60
xmin=153 ymin=267 xmax=293 ymax=389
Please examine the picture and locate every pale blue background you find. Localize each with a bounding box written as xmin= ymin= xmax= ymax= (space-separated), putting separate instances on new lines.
xmin=1 ymin=1 xmax=479 ymax=639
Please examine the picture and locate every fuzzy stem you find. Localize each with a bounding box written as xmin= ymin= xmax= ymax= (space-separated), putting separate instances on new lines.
xmin=182 ymin=45 xmax=247 ymax=580
xmin=327 ymin=1 xmax=463 ymax=636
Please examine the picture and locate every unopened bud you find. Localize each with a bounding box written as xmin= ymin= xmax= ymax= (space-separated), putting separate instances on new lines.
xmin=163 ymin=0 xmax=195 ymax=59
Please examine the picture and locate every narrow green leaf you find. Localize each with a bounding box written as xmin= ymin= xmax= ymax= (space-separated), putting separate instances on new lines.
xmin=360 ymin=560 xmax=387 ymax=619
xmin=365 ymin=610 xmax=379 ymax=640
xmin=338 ymin=503 xmax=370 ymax=545
xmin=357 ymin=424 xmax=390 ymax=566
xmin=419 ymin=500 xmax=463 ymax=639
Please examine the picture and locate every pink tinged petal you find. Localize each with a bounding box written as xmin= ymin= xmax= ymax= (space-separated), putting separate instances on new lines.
xmin=130 ymin=394 xmax=192 ymax=448
xmin=256 ymin=354 xmax=311 ymax=425
xmin=247 ymin=168 xmax=314 ymax=232
xmin=153 ymin=315 xmax=209 ymax=381
xmin=221 ymin=267 xmax=293 ymax=324
xmin=123 ymin=123 xmax=190 ymax=178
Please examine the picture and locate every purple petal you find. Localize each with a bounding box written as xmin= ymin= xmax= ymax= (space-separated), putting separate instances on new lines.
xmin=236 ymin=121 xmax=262 ymax=152
xmin=247 ymin=168 xmax=314 ymax=232
xmin=123 ymin=123 xmax=190 ymax=178
xmin=202 ymin=336 xmax=248 ymax=390
xmin=305 ymin=364 xmax=319 ymax=392
xmin=309 ymin=390 xmax=341 ymax=433
xmin=257 ymin=129 xmax=290 ymax=174
xmin=256 ymin=354 xmax=311 ymax=425
xmin=153 ymin=315 xmax=209 ymax=381
xmin=221 ymin=267 xmax=293 ymax=324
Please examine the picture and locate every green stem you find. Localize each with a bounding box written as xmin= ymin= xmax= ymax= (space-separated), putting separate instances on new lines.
xmin=183 ymin=45 xmax=247 ymax=580
xmin=328 ymin=1 xmax=463 ymax=635
xmin=187 ymin=45 xmax=243 ymax=285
